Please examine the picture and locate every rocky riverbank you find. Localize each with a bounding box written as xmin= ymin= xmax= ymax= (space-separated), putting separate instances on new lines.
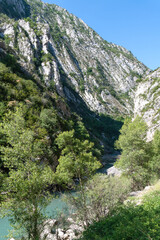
xmin=8 ymin=153 xmax=121 ymax=240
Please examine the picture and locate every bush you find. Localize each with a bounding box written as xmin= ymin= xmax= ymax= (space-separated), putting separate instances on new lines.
xmin=115 ymin=116 xmax=153 ymax=189
xmin=79 ymin=191 xmax=160 ymax=240
xmin=64 ymin=174 xmax=131 ymax=226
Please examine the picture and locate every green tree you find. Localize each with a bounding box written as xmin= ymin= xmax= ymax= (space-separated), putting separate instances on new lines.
xmin=115 ymin=116 xmax=152 ymax=189
xmin=55 ymin=130 xmax=101 ymax=227
xmin=79 ymin=190 xmax=160 ymax=240
xmin=149 ymin=130 xmax=160 ymax=178
xmin=2 ymin=163 xmax=53 ymax=239
xmin=55 ymin=130 xmax=101 ymax=186
xmin=0 ymin=171 xmax=6 ymax=204
xmin=40 ymin=108 xmax=60 ymax=137
xmin=0 ymin=107 xmax=54 ymax=239
xmin=65 ymin=174 xmax=131 ymax=226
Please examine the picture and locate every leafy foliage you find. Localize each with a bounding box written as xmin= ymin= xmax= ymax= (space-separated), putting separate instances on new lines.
xmin=0 ymin=108 xmax=54 ymax=239
xmin=81 ymin=202 xmax=160 ymax=240
xmin=79 ymin=190 xmax=160 ymax=240
xmin=55 ymin=129 xmax=101 ymax=227
xmin=115 ymin=116 xmax=152 ymax=189
xmin=149 ymin=130 xmax=160 ymax=178
xmin=65 ymin=174 xmax=131 ymax=227
xmin=0 ymin=58 xmax=102 ymax=238
xmin=55 ymin=130 xmax=101 ymax=186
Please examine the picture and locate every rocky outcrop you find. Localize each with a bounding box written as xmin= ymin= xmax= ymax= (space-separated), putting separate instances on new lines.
xmin=134 ymin=68 xmax=160 ymax=140
xmin=0 ymin=0 xmax=159 ymax=136
xmin=0 ymin=0 xmax=149 ymax=117
xmin=107 ymin=166 xmax=122 ymax=177
xmin=40 ymin=218 xmax=83 ymax=240
xmin=9 ymin=218 xmax=83 ymax=240
xmin=0 ymin=0 xmax=30 ymax=19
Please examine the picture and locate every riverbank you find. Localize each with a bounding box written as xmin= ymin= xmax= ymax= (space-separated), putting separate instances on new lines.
xmin=0 ymin=152 xmax=120 ymax=240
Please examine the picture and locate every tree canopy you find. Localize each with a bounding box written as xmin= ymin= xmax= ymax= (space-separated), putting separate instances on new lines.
xmin=115 ymin=116 xmax=153 ymax=189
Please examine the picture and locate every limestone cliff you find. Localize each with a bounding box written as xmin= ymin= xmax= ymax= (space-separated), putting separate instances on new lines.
xmin=134 ymin=68 xmax=160 ymax=140
xmin=0 ymin=0 xmax=149 ymax=118
xmin=0 ymin=0 xmax=159 ymax=139
xmin=0 ymin=0 xmax=30 ymax=19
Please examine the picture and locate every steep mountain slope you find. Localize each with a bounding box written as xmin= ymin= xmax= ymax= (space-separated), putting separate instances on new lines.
xmin=134 ymin=68 xmax=160 ymax=140
xmin=0 ymin=0 xmax=149 ymax=119
xmin=0 ymin=0 xmax=30 ymax=19
xmin=1 ymin=0 xmax=159 ymax=142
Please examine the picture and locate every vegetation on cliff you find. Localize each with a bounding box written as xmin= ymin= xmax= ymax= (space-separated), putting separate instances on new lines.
xmin=78 ymin=118 xmax=160 ymax=240
xmin=0 ymin=0 xmax=159 ymax=239
xmin=0 ymin=58 xmax=101 ymax=238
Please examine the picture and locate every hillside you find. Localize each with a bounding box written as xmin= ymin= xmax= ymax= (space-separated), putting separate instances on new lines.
xmin=0 ymin=0 xmax=149 ymax=118
xmin=0 ymin=0 xmax=160 ymax=240
xmin=134 ymin=68 xmax=160 ymax=140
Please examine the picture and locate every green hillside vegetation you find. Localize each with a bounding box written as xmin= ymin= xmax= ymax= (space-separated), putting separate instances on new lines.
xmin=115 ymin=117 xmax=160 ymax=189
xmin=0 ymin=58 xmax=101 ymax=238
xmin=78 ymin=118 xmax=160 ymax=240
xmin=79 ymin=190 xmax=160 ymax=240
xmin=0 ymin=0 xmax=159 ymax=239
xmin=0 ymin=54 xmax=159 ymax=240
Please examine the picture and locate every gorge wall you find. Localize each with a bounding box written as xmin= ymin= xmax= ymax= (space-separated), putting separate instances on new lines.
xmin=0 ymin=0 xmax=159 ymax=139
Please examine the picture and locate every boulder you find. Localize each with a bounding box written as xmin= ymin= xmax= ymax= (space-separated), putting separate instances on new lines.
xmin=40 ymin=218 xmax=83 ymax=240
xmin=107 ymin=166 xmax=122 ymax=176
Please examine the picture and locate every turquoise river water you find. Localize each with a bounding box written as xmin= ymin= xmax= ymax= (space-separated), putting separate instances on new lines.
xmin=0 ymin=156 xmax=115 ymax=239
xmin=0 ymin=194 xmax=68 ymax=239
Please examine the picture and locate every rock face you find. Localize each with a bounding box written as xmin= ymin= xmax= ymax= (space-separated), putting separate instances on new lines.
xmin=0 ymin=0 xmax=159 ymax=137
xmin=0 ymin=0 xmax=30 ymax=19
xmin=134 ymin=68 xmax=160 ymax=140
xmin=0 ymin=0 xmax=149 ymax=118
xmin=107 ymin=166 xmax=122 ymax=177
xmin=40 ymin=218 xmax=83 ymax=240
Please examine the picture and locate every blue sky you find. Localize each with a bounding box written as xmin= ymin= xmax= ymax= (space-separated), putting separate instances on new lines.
xmin=43 ymin=0 xmax=160 ymax=70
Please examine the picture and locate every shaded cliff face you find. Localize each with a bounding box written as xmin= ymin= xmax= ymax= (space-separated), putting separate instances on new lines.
xmin=0 ymin=0 xmax=149 ymax=118
xmin=134 ymin=68 xmax=160 ymax=140
xmin=0 ymin=0 xmax=30 ymax=19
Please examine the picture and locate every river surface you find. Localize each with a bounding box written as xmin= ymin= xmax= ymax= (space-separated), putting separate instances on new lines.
xmin=0 ymin=153 xmax=118 ymax=239
xmin=0 ymin=196 xmax=68 ymax=239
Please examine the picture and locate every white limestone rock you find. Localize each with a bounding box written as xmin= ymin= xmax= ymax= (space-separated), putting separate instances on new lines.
xmin=40 ymin=218 xmax=83 ymax=240
xmin=134 ymin=68 xmax=160 ymax=140
xmin=107 ymin=166 xmax=122 ymax=177
xmin=0 ymin=0 xmax=151 ymax=117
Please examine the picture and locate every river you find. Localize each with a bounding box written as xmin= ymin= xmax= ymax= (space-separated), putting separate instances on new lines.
xmin=0 ymin=152 xmax=118 ymax=239
xmin=0 ymin=195 xmax=68 ymax=239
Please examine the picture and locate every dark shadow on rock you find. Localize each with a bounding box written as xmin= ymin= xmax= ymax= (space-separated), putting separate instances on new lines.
xmin=0 ymin=0 xmax=31 ymax=20
xmin=61 ymin=79 xmax=123 ymax=150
